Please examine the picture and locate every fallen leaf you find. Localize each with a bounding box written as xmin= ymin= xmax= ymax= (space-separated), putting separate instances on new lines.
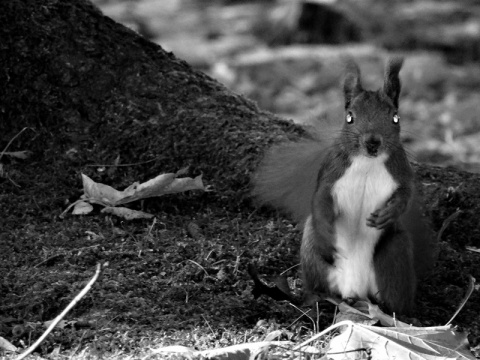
xmin=161 ymin=175 xmax=204 ymax=195
xmin=72 ymin=201 xmax=93 ymax=215
xmin=199 ymin=341 xmax=291 ymax=359
xmin=119 ymin=173 xmax=176 ymax=203
xmin=187 ymin=222 xmax=204 ymax=240
xmin=147 ymin=341 xmax=292 ymax=360
xmin=300 ymin=345 xmax=322 ymax=356
xmin=64 ymin=171 xmax=206 ymax=218
xmin=147 ymin=345 xmax=195 ymax=360
xmin=0 ymin=336 xmax=17 ymax=352
xmin=43 ymin=320 xmax=76 ymax=329
xmin=81 ymin=172 xmax=204 ymax=207
xmin=101 ymin=207 xmax=154 ymax=220
xmin=247 ymin=263 xmax=300 ymax=304
xmin=81 ymin=174 xmax=134 ymax=207
xmin=336 ymin=301 xmax=377 ymax=326
xmin=216 ymin=268 xmax=227 ymax=281
xmin=326 ymin=321 xmax=475 ymax=360
xmin=2 ymin=151 xmax=31 ymax=159
xmin=264 ymin=330 xmax=285 ymax=341
xmin=336 ymin=300 xmax=409 ymax=327
xmin=85 ymin=231 xmax=104 ymax=241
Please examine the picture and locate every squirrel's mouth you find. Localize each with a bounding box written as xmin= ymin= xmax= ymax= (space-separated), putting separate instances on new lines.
xmin=366 ymin=147 xmax=380 ymax=157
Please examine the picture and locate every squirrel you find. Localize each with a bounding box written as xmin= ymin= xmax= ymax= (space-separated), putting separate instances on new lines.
xmin=253 ymin=58 xmax=434 ymax=314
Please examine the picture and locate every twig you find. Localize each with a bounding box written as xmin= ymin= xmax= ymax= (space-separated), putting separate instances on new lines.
xmin=84 ymin=158 xmax=158 ymax=167
xmin=287 ymin=305 xmax=313 ymax=330
xmin=201 ymin=315 xmax=215 ymax=336
xmin=316 ymin=301 xmax=321 ymax=334
xmin=0 ymin=127 xmax=32 ymax=162
xmin=280 ymin=263 xmax=300 ymax=276
xmin=465 ymin=246 xmax=480 ymax=254
xmin=34 ymin=254 xmax=64 ymax=268
xmin=146 ymin=217 xmax=157 ymax=237
xmin=445 ymin=275 xmax=476 ymax=326
xmin=34 ymin=245 xmax=100 ymax=268
xmin=293 ymin=320 xmax=352 ymax=351
xmin=246 ymin=207 xmax=259 ymax=220
xmin=436 ymin=209 xmax=462 ymax=243
xmin=0 ymin=300 xmax=42 ymax=311
xmin=15 ymin=263 xmax=106 ymax=360
xmin=59 ymin=199 xmax=89 ymax=219
xmin=288 ymin=303 xmax=316 ymax=333
xmin=6 ymin=174 xmax=21 ymax=188
xmin=187 ymin=259 xmax=209 ymax=278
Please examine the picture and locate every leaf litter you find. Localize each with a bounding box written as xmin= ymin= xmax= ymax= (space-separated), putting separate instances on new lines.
xmin=61 ymin=169 xmax=206 ymax=220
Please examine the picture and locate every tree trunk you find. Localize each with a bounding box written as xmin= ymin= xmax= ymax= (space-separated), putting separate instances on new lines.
xmin=0 ymin=0 xmax=478 ymax=248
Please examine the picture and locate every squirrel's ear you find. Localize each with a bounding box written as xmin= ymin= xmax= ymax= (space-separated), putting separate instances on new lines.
xmin=343 ymin=60 xmax=362 ymax=109
xmin=383 ymin=57 xmax=404 ymax=108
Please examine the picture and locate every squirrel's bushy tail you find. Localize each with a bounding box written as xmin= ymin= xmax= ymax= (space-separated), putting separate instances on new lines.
xmin=252 ymin=138 xmax=327 ymax=224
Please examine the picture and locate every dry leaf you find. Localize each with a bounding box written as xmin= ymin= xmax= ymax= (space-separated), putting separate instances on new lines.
xmin=118 ymin=173 xmax=176 ymax=203
xmin=199 ymin=341 xmax=291 ymax=359
xmin=336 ymin=301 xmax=377 ymax=325
xmin=2 ymin=151 xmax=31 ymax=159
xmin=327 ymin=321 xmax=474 ymax=360
xmin=187 ymin=222 xmax=204 ymax=240
xmin=0 ymin=336 xmax=17 ymax=352
xmin=43 ymin=320 xmax=76 ymax=329
xmin=300 ymin=345 xmax=322 ymax=356
xmin=264 ymin=330 xmax=285 ymax=341
xmin=81 ymin=172 xmax=204 ymax=206
xmin=72 ymin=201 xmax=93 ymax=215
xmin=85 ymin=231 xmax=104 ymax=241
xmin=63 ymin=171 xmax=205 ymax=219
xmin=161 ymin=175 xmax=204 ymax=194
xmin=101 ymin=207 xmax=154 ymax=220
xmin=147 ymin=341 xmax=291 ymax=360
xmin=365 ymin=302 xmax=409 ymax=327
xmin=333 ymin=300 xmax=409 ymax=327
xmin=146 ymin=345 xmax=195 ymax=360
xmin=81 ymin=174 xmax=135 ymax=207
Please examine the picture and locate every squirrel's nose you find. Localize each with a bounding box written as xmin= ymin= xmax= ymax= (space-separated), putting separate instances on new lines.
xmin=363 ymin=134 xmax=383 ymax=156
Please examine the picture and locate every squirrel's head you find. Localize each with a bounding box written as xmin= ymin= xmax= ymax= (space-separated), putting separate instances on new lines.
xmin=341 ymin=57 xmax=404 ymax=158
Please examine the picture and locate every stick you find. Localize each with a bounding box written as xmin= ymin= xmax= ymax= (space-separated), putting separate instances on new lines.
xmin=293 ymin=320 xmax=352 ymax=350
xmin=84 ymin=158 xmax=157 ymax=167
xmin=15 ymin=263 xmax=106 ymax=360
xmin=445 ymin=275 xmax=476 ymax=326
xmin=436 ymin=209 xmax=462 ymax=243
xmin=0 ymin=127 xmax=32 ymax=162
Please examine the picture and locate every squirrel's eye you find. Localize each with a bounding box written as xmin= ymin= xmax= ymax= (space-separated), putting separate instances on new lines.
xmin=393 ymin=114 xmax=400 ymax=124
xmin=346 ymin=112 xmax=354 ymax=124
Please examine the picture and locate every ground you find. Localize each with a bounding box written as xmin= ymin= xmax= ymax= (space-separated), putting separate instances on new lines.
xmin=1 ymin=0 xmax=480 ymax=359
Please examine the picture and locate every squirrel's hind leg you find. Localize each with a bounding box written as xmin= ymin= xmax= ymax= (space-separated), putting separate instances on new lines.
xmin=374 ymin=227 xmax=416 ymax=315
xmin=300 ymin=215 xmax=334 ymax=299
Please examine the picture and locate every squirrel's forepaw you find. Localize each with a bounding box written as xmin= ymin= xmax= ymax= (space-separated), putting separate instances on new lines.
xmin=366 ymin=207 xmax=396 ymax=229
xmin=366 ymin=211 xmax=379 ymax=228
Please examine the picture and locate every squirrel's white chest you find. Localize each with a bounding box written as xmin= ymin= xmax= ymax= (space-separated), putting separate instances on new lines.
xmin=328 ymin=154 xmax=398 ymax=299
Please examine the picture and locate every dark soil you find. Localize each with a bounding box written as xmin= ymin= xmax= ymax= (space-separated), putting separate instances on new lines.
xmin=1 ymin=0 xmax=480 ymax=357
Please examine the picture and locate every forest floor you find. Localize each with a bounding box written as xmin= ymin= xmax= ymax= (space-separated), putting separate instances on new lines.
xmin=1 ymin=0 xmax=480 ymax=359
xmin=2 ymin=159 xmax=480 ymax=359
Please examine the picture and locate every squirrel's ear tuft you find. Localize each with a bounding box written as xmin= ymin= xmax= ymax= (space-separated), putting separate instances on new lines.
xmin=383 ymin=57 xmax=404 ymax=108
xmin=343 ymin=59 xmax=362 ymax=109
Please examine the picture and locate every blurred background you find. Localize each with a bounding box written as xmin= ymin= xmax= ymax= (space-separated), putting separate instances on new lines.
xmin=93 ymin=0 xmax=480 ymax=172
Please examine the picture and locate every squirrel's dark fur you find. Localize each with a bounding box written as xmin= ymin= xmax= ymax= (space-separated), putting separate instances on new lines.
xmin=253 ymin=58 xmax=434 ymax=314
